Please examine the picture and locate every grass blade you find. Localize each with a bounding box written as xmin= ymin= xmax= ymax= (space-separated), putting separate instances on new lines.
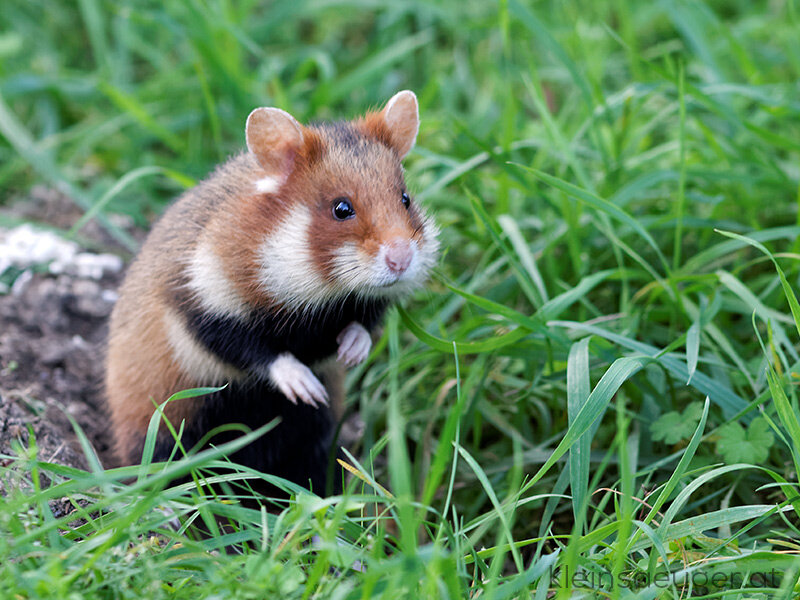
xmin=567 ymin=337 xmax=591 ymax=526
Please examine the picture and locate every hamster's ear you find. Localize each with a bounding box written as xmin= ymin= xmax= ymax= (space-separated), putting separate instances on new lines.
xmin=245 ymin=107 xmax=304 ymax=183
xmin=361 ymin=90 xmax=419 ymax=159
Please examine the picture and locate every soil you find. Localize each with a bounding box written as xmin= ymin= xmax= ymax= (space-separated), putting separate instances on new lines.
xmin=0 ymin=187 xmax=136 ymax=472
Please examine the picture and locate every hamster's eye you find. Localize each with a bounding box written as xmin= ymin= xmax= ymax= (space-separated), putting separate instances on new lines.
xmin=332 ymin=197 xmax=355 ymax=221
xmin=401 ymin=191 xmax=411 ymax=209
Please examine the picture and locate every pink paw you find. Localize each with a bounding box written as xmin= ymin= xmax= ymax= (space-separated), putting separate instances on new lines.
xmin=336 ymin=322 xmax=372 ymax=367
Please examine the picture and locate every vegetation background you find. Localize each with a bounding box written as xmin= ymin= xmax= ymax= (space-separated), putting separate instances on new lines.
xmin=2 ymin=0 xmax=800 ymax=597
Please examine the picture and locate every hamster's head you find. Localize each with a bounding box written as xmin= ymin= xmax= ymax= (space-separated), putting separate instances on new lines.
xmin=244 ymin=91 xmax=439 ymax=312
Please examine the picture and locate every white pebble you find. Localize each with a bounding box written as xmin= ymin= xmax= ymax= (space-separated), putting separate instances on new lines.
xmin=0 ymin=224 xmax=123 ymax=282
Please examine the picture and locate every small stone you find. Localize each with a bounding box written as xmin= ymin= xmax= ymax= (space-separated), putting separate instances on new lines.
xmin=40 ymin=346 xmax=68 ymax=367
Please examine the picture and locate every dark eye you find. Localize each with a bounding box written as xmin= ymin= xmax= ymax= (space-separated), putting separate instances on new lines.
xmin=332 ymin=197 xmax=355 ymax=221
xmin=401 ymin=191 xmax=411 ymax=209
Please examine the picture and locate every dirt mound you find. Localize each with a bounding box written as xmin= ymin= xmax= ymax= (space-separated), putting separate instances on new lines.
xmin=0 ymin=188 xmax=133 ymax=471
xmin=0 ymin=272 xmax=121 ymax=469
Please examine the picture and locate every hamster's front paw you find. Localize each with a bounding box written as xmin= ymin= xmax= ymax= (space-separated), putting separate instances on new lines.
xmin=336 ymin=321 xmax=372 ymax=367
xmin=268 ymin=353 xmax=329 ymax=407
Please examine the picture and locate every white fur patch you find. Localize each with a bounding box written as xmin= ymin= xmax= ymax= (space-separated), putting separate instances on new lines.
xmin=328 ymin=242 xmax=373 ymax=291
xmin=186 ymin=242 xmax=249 ymax=318
xmin=255 ymin=176 xmax=280 ymax=194
xmin=257 ymin=204 xmax=332 ymax=310
xmin=163 ymin=308 xmax=242 ymax=383
xmin=268 ymin=353 xmax=328 ymax=407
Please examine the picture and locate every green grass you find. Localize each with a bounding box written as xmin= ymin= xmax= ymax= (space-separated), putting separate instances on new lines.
xmin=3 ymin=0 xmax=800 ymax=597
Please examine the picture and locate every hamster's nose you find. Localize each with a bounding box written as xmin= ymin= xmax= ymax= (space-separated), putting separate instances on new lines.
xmin=385 ymin=240 xmax=413 ymax=275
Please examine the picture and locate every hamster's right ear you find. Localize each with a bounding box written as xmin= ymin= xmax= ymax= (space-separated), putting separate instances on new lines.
xmin=378 ymin=90 xmax=419 ymax=158
xmin=245 ymin=107 xmax=304 ymax=184
xmin=356 ymin=90 xmax=420 ymax=159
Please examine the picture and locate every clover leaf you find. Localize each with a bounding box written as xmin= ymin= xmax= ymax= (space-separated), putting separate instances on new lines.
xmin=651 ymin=402 xmax=705 ymax=445
xmin=715 ymin=417 xmax=774 ymax=464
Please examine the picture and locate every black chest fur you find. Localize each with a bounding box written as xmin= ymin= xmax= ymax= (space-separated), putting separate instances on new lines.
xmin=184 ymin=297 xmax=387 ymax=371
xmin=146 ymin=296 xmax=388 ymax=495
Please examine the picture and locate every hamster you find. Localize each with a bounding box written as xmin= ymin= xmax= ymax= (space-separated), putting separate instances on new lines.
xmin=105 ymin=90 xmax=438 ymax=494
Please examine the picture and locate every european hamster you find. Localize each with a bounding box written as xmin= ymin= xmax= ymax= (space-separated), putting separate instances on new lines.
xmin=105 ymin=90 xmax=438 ymax=494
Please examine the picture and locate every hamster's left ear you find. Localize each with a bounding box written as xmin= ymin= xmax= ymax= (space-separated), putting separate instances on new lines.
xmin=245 ymin=107 xmax=305 ymax=185
xmin=360 ymin=90 xmax=419 ymax=159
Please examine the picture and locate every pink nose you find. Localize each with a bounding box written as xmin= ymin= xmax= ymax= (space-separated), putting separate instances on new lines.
xmin=385 ymin=240 xmax=413 ymax=275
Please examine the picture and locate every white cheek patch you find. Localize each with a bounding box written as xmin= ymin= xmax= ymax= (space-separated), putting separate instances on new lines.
xmin=163 ymin=308 xmax=242 ymax=384
xmin=255 ymin=175 xmax=280 ymax=194
xmin=186 ymin=242 xmax=250 ymax=318
xmin=330 ymin=242 xmax=375 ymax=291
xmin=258 ymin=204 xmax=332 ymax=310
xmin=417 ymin=213 xmax=441 ymax=274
